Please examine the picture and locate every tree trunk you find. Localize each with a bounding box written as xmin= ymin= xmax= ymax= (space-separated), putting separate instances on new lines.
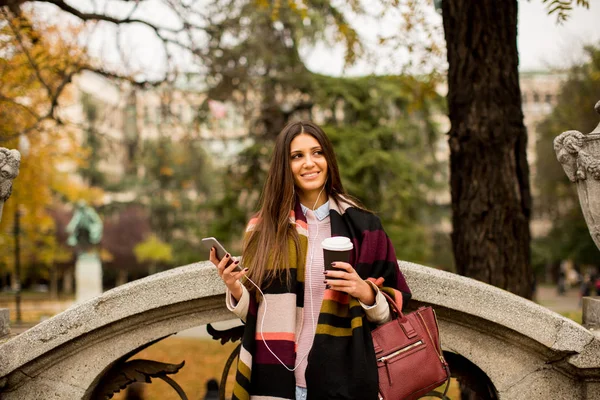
xmin=442 ymin=0 xmax=533 ymax=298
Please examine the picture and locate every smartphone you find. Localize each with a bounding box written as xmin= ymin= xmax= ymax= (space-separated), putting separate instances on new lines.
xmin=201 ymin=237 xmax=243 ymax=272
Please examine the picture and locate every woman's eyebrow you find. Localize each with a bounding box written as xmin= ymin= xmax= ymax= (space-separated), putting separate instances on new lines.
xmin=290 ymin=146 xmax=322 ymax=153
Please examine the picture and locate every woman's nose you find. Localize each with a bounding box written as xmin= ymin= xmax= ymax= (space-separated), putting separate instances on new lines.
xmin=304 ymin=155 xmax=315 ymax=167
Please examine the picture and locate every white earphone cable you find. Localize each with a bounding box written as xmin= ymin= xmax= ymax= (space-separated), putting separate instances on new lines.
xmin=244 ymin=183 xmax=326 ymax=371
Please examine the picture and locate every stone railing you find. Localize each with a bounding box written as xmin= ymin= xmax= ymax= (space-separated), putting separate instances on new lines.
xmin=1 ymin=261 xmax=600 ymax=399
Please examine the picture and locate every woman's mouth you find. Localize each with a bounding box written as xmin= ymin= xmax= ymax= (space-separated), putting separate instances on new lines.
xmin=302 ymin=171 xmax=320 ymax=179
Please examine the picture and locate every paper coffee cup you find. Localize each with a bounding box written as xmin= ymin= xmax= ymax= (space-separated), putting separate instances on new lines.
xmin=322 ymin=237 xmax=353 ymax=276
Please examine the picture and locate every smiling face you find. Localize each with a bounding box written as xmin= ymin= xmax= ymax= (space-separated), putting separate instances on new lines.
xmin=290 ymin=133 xmax=328 ymax=205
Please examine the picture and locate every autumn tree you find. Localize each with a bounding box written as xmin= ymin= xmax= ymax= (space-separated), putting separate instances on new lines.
xmin=0 ymin=11 xmax=100 ymax=291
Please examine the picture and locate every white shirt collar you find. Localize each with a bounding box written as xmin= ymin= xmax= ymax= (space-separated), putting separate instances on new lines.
xmin=300 ymin=200 xmax=330 ymax=221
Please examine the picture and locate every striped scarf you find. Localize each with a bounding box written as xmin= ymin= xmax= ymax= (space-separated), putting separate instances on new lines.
xmin=232 ymin=196 xmax=411 ymax=400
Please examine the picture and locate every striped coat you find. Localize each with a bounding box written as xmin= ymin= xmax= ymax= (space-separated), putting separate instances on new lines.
xmin=232 ymin=196 xmax=411 ymax=400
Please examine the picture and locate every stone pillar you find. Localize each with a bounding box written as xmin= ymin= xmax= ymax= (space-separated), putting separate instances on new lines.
xmin=0 ymin=148 xmax=21 ymax=223
xmin=75 ymin=253 xmax=103 ymax=304
xmin=0 ymin=309 xmax=10 ymax=338
xmin=583 ymin=297 xmax=600 ymax=337
xmin=66 ymin=201 xmax=104 ymax=303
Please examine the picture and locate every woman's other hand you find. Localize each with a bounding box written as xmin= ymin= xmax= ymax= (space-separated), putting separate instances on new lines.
xmin=209 ymin=247 xmax=248 ymax=301
xmin=323 ymin=262 xmax=376 ymax=305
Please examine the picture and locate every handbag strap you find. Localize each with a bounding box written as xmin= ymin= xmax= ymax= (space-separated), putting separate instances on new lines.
xmin=417 ymin=310 xmax=451 ymax=398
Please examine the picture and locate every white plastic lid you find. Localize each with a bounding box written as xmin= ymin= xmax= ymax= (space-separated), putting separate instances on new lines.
xmin=321 ymin=236 xmax=353 ymax=251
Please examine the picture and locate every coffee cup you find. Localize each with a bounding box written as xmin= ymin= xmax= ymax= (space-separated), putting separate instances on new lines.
xmin=322 ymin=237 xmax=354 ymax=277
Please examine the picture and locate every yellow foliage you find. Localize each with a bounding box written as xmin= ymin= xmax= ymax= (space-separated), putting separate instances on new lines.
xmin=100 ymin=248 xmax=114 ymax=263
xmin=134 ymin=235 xmax=173 ymax=264
xmin=0 ymin=11 xmax=99 ymax=275
xmin=159 ymin=166 xmax=174 ymax=176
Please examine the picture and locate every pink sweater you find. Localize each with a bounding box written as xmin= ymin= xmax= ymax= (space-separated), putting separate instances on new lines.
xmin=295 ymin=209 xmax=330 ymax=388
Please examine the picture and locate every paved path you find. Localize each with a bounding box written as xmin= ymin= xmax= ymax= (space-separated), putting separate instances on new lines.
xmin=534 ymin=285 xmax=582 ymax=314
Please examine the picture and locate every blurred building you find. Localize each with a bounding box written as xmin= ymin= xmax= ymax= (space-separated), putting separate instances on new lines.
xmin=520 ymin=70 xmax=568 ymax=237
xmin=61 ymin=70 xmax=249 ymax=203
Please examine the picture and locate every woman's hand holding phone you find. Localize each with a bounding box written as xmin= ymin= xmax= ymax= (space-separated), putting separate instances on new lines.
xmin=209 ymin=247 xmax=248 ymax=301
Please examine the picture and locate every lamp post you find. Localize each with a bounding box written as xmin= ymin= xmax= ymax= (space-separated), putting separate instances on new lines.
xmin=14 ymin=207 xmax=21 ymax=324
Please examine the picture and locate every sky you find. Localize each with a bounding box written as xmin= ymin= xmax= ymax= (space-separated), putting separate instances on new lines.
xmin=304 ymin=0 xmax=600 ymax=76
xmin=43 ymin=1 xmax=600 ymax=79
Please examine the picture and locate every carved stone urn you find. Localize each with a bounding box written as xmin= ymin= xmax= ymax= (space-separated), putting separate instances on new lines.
xmin=554 ymin=100 xmax=600 ymax=251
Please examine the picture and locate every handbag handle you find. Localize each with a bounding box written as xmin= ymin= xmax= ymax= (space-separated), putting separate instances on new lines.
xmin=379 ymin=291 xmax=417 ymax=338
xmin=379 ymin=291 xmax=404 ymax=320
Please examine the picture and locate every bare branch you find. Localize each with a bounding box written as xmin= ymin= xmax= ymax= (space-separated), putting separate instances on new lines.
xmin=0 ymin=66 xmax=80 ymax=143
xmin=36 ymin=0 xmax=192 ymax=34
xmin=80 ymin=66 xmax=167 ymax=88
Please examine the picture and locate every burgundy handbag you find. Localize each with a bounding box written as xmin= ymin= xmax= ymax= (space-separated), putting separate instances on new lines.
xmin=371 ymin=292 xmax=450 ymax=400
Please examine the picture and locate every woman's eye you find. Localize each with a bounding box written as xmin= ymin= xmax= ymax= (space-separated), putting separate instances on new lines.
xmin=291 ymin=154 xmax=302 ymax=159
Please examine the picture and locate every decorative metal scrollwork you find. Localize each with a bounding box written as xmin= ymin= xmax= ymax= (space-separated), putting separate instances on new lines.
xmin=93 ymin=335 xmax=189 ymax=399
xmin=207 ymin=323 xmax=244 ymax=344
xmin=97 ymin=359 xmax=187 ymax=399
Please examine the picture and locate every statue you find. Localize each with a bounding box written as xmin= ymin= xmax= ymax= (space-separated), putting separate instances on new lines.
xmin=0 ymin=148 xmax=21 ymax=223
xmin=66 ymin=200 xmax=104 ymax=303
xmin=66 ymin=200 xmax=103 ymax=252
xmin=554 ymin=100 xmax=600 ymax=252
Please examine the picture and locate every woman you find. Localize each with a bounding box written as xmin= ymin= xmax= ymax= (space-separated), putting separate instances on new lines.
xmin=210 ymin=121 xmax=411 ymax=400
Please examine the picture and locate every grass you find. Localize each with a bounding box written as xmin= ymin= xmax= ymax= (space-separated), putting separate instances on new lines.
xmin=560 ymin=310 xmax=583 ymax=324
xmin=0 ymin=296 xmax=74 ymax=325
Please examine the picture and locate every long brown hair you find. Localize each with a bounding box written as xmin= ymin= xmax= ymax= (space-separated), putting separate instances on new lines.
xmin=242 ymin=120 xmax=353 ymax=292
